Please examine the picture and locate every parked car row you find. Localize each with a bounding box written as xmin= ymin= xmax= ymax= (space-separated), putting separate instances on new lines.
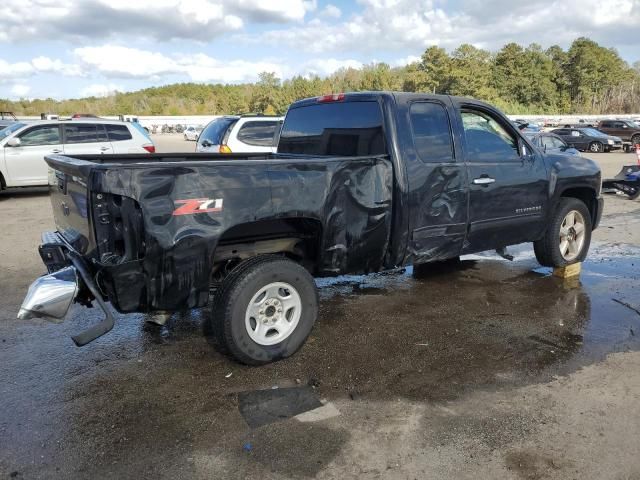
xmin=0 ymin=120 xmax=154 ymax=189
xmin=550 ymin=127 xmax=623 ymax=153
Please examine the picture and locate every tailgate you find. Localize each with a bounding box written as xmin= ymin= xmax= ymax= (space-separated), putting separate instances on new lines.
xmin=46 ymin=155 xmax=95 ymax=255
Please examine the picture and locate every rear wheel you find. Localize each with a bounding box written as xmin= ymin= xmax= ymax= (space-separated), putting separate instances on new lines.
xmin=589 ymin=141 xmax=603 ymax=153
xmin=631 ymin=134 xmax=640 ymax=147
xmin=211 ymin=256 xmax=318 ymax=365
xmin=534 ymin=198 xmax=592 ymax=267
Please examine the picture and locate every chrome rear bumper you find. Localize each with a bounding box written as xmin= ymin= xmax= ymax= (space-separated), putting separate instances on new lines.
xmin=18 ymin=231 xmax=115 ymax=346
xmin=17 ymin=266 xmax=79 ymax=321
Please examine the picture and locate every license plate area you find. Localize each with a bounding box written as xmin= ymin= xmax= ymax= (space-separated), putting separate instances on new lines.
xmin=39 ymin=232 xmax=70 ymax=273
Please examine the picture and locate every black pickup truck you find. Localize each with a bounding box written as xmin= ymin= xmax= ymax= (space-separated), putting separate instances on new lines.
xmin=19 ymin=92 xmax=603 ymax=365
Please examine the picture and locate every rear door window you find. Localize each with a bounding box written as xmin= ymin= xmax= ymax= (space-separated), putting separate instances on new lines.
xmin=105 ymin=124 xmax=133 ymax=141
xmin=279 ymin=101 xmax=386 ymax=156
xmin=409 ymin=102 xmax=454 ymax=163
xmin=64 ymin=124 xmax=107 ymax=144
xmin=18 ymin=125 xmax=61 ymax=146
xmin=237 ymin=121 xmax=279 ymax=147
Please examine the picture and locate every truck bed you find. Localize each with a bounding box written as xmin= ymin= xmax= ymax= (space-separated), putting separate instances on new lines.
xmin=44 ymin=152 xmax=394 ymax=313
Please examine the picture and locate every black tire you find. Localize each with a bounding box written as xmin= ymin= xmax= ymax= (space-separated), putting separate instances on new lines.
xmin=211 ymin=256 xmax=318 ymax=365
xmin=631 ymin=134 xmax=640 ymax=147
xmin=589 ymin=141 xmax=603 ymax=153
xmin=534 ymin=198 xmax=592 ymax=267
xmin=629 ymin=188 xmax=640 ymax=200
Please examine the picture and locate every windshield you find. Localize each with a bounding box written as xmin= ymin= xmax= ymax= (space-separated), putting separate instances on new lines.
xmin=278 ymin=101 xmax=386 ymax=156
xmin=0 ymin=122 xmax=25 ymax=139
xmin=581 ymin=128 xmax=608 ymax=138
xmin=199 ymin=117 xmax=237 ymax=145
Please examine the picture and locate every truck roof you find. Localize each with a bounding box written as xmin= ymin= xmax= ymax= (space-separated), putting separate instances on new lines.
xmin=288 ymin=91 xmax=495 ymax=110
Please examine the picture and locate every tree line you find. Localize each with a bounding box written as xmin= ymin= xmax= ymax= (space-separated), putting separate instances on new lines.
xmin=2 ymin=37 xmax=639 ymax=117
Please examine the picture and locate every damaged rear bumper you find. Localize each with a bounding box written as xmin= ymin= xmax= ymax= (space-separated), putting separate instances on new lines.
xmin=17 ymin=231 xmax=115 ymax=346
xmin=18 ymin=266 xmax=78 ymax=321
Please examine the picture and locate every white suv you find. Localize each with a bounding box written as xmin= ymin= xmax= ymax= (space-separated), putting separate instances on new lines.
xmin=196 ymin=115 xmax=283 ymax=153
xmin=0 ymin=120 xmax=155 ymax=189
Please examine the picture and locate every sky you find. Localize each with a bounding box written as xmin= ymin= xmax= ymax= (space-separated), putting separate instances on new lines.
xmin=1 ymin=0 xmax=639 ymax=100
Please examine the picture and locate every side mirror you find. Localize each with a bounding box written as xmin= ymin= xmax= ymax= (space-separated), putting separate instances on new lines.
xmin=6 ymin=137 xmax=20 ymax=147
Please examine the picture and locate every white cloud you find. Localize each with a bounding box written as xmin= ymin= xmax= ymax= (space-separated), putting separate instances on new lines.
xmin=72 ymin=45 xmax=285 ymax=82
xmin=74 ymin=45 xmax=180 ymax=78
xmin=233 ymin=0 xmax=315 ymax=22
xmin=321 ymin=3 xmax=341 ymax=18
xmin=177 ymin=54 xmax=286 ymax=82
xmin=250 ymin=0 xmax=640 ymax=55
xmin=80 ymin=83 xmax=123 ymax=97
xmin=0 ymin=0 xmax=315 ymax=42
xmin=31 ymin=56 xmax=84 ymax=76
xmin=299 ymin=58 xmax=362 ymax=77
xmin=0 ymin=60 xmax=33 ymax=81
xmin=10 ymin=83 xmax=30 ymax=98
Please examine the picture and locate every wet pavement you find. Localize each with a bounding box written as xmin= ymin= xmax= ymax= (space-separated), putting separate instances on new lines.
xmin=1 ymin=238 xmax=640 ymax=478
xmin=2 ymin=148 xmax=640 ymax=478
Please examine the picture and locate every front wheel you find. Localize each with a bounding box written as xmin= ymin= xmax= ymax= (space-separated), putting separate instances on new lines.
xmin=589 ymin=141 xmax=603 ymax=153
xmin=211 ymin=256 xmax=318 ymax=365
xmin=534 ymin=198 xmax=592 ymax=267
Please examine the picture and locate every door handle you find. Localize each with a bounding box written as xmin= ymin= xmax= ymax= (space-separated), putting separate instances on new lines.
xmin=473 ymin=177 xmax=496 ymax=185
xmin=51 ymin=149 xmax=62 ymax=154
xmin=100 ymin=146 xmax=111 ymax=152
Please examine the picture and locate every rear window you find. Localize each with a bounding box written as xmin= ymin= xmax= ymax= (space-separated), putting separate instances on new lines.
xmin=200 ymin=117 xmax=237 ymax=145
xmin=409 ymin=102 xmax=454 ymax=163
xmin=237 ymin=121 xmax=279 ymax=147
xmin=64 ymin=124 xmax=107 ymax=144
xmin=278 ymin=101 xmax=386 ymax=156
xmin=105 ymin=124 xmax=133 ymax=141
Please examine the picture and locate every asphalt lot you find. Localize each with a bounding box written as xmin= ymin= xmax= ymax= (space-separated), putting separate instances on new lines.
xmin=1 ymin=135 xmax=640 ymax=479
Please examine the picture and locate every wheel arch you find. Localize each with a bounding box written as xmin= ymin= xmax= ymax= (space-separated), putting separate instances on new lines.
xmin=559 ymin=186 xmax=599 ymax=228
xmin=211 ymin=217 xmax=324 ymax=277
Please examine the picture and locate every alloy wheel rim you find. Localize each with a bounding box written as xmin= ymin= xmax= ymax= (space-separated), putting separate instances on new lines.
xmin=245 ymin=282 xmax=302 ymax=346
xmin=559 ymin=210 xmax=586 ymax=261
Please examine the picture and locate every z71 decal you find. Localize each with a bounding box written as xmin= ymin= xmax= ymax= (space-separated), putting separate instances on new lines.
xmin=172 ymin=198 xmax=224 ymax=216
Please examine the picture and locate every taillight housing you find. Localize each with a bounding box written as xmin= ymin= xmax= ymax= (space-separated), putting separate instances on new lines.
xmin=317 ymin=93 xmax=345 ymax=103
xmin=219 ymin=145 xmax=232 ymax=153
xmin=142 ymin=144 xmax=155 ymax=153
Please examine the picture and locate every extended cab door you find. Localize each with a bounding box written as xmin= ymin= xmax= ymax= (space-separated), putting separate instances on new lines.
xmin=458 ymin=105 xmax=549 ymax=253
xmin=402 ymin=98 xmax=468 ymax=263
xmin=4 ymin=124 xmax=62 ymax=186
xmin=62 ymin=123 xmax=113 ymax=155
